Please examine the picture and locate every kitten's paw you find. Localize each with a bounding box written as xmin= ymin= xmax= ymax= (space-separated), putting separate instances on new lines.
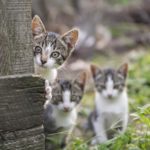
xmin=45 ymin=86 xmax=52 ymax=95
xmin=45 ymin=80 xmax=52 ymax=100
xmin=45 ymin=80 xmax=51 ymax=92
xmin=45 ymin=89 xmax=52 ymax=100
xmin=45 ymin=92 xmax=52 ymax=100
xmin=91 ymin=138 xmax=98 ymax=145
xmin=91 ymin=136 xmax=107 ymax=145
xmin=44 ymin=99 xmax=51 ymax=109
xmin=97 ymin=137 xmax=107 ymax=144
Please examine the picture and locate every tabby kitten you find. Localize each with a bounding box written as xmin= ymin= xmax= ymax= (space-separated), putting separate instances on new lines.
xmin=44 ymin=72 xmax=86 ymax=149
xmin=31 ymin=15 xmax=79 ymax=82
xmin=89 ymin=63 xmax=128 ymax=145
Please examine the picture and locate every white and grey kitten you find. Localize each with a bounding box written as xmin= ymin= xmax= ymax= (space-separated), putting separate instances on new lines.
xmin=89 ymin=63 xmax=128 ymax=145
xmin=44 ymin=72 xmax=86 ymax=149
xmin=31 ymin=15 xmax=79 ymax=82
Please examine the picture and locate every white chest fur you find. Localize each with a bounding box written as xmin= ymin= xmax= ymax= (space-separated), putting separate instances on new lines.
xmin=34 ymin=64 xmax=57 ymax=82
xmin=51 ymin=106 xmax=77 ymax=129
xmin=95 ymin=90 xmax=128 ymax=116
xmin=91 ymin=90 xmax=128 ymax=144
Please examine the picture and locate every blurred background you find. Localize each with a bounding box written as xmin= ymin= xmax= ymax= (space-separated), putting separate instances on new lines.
xmin=32 ymin=0 xmax=150 ymax=59
xmin=32 ymin=0 xmax=150 ymax=81
xmin=32 ymin=0 xmax=150 ymax=88
xmin=32 ymin=0 xmax=150 ymax=149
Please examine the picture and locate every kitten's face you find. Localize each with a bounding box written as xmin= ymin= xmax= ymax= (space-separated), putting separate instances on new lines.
xmin=51 ymin=72 xmax=86 ymax=112
xmin=91 ymin=64 xmax=128 ymax=100
xmin=32 ymin=15 xmax=78 ymax=68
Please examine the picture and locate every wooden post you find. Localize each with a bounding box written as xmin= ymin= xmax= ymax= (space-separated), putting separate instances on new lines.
xmin=0 ymin=0 xmax=45 ymax=149
xmin=0 ymin=0 xmax=34 ymax=75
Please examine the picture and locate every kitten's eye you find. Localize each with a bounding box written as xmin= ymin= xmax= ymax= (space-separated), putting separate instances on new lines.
xmin=71 ymin=95 xmax=76 ymax=101
xmin=57 ymin=95 xmax=62 ymax=101
xmin=101 ymin=85 xmax=106 ymax=89
xmin=51 ymin=51 xmax=60 ymax=58
xmin=96 ymin=84 xmax=106 ymax=91
xmin=35 ymin=46 xmax=42 ymax=53
xmin=52 ymin=95 xmax=62 ymax=104
xmin=114 ymin=85 xmax=119 ymax=89
xmin=72 ymin=95 xmax=81 ymax=102
xmin=114 ymin=83 xmax=124 ymax=89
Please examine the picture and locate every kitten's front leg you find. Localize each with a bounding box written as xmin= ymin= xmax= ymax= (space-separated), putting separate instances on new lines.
xmin=91 ymin=117 xmax=108 ymax=145
xmin=122 ymin=113 xmax=128 ymax=133
xmin=61 ymin=127 xmax=74 ymax=149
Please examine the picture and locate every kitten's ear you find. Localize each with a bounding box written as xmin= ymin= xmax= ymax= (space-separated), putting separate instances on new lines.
xmin=118 ymin=63 xmax=128 ymax=78
xmin=61 ymin=28 xmax=79 ymax=49
xmin=32 ymin=15 xmax=46 ymax=37
xmin=90 ymin=64 xmax=100 ymax=79
xmin=75 ymin=72 xmax=86 ymax=90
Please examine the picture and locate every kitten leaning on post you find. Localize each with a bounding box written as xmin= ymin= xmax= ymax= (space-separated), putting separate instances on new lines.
xmin=44 ymin=72 xmax=86 ymax=149
xmin=89 ymin=63 xmax=129 ymax=145
xmin=31 ymin=15 xmax=79 ymax=83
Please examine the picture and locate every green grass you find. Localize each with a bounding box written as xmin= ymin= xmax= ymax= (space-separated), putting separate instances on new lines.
xmin=110 ymin=23 xmax=150 ymax=38
xmin=128 ymin=54 xmax=150 ymax=110
xmin=66 ymin=53 xmax=150 ymax=150
xmin=106 ymin=0 xmax=131 ymax=6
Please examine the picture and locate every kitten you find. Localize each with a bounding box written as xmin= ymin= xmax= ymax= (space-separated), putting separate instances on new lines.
xmin=43 ymin=72 xmax=86 ymax=149
xmin=89 ymin=63 xmax=128 ymax=145
xmin=31 ymin=15 xmax=79 ymax=82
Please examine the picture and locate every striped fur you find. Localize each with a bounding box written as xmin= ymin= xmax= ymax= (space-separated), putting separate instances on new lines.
xmin=32 ymin=15 xmax=79 ymax=81
xmin=89 ymin=64 xmax=129 ymax=144
xmin=44 ymin=72 xmax=86 ymax=149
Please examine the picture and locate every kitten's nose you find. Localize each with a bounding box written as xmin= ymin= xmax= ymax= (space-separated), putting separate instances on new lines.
xmin=108 ymin=94 xmax=113 ymax=99
xmin=63 ymin=106 xmax=70 ymax=112
xmin=41 ymin=59 xmax=47 ymax=64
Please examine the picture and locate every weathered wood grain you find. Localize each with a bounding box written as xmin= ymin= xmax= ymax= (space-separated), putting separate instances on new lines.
xmin=0 ymin=0 xmax=34 ymax=75
xmin=0 ymin=126 xmax=45 ymax=150
xmin=0 ymin=74 xmax=45 ymax=149
xmin=0 ymin=74 xmax=45 ymax=132
xmin=0 ymin=0 xmax=46 ymax=149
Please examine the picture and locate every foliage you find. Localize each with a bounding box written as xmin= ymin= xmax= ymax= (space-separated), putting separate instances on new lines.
xmin=107 ymin=0 xmax=131 ymax=6
xmin=128 ymin=54 xmax=150 ymax=111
